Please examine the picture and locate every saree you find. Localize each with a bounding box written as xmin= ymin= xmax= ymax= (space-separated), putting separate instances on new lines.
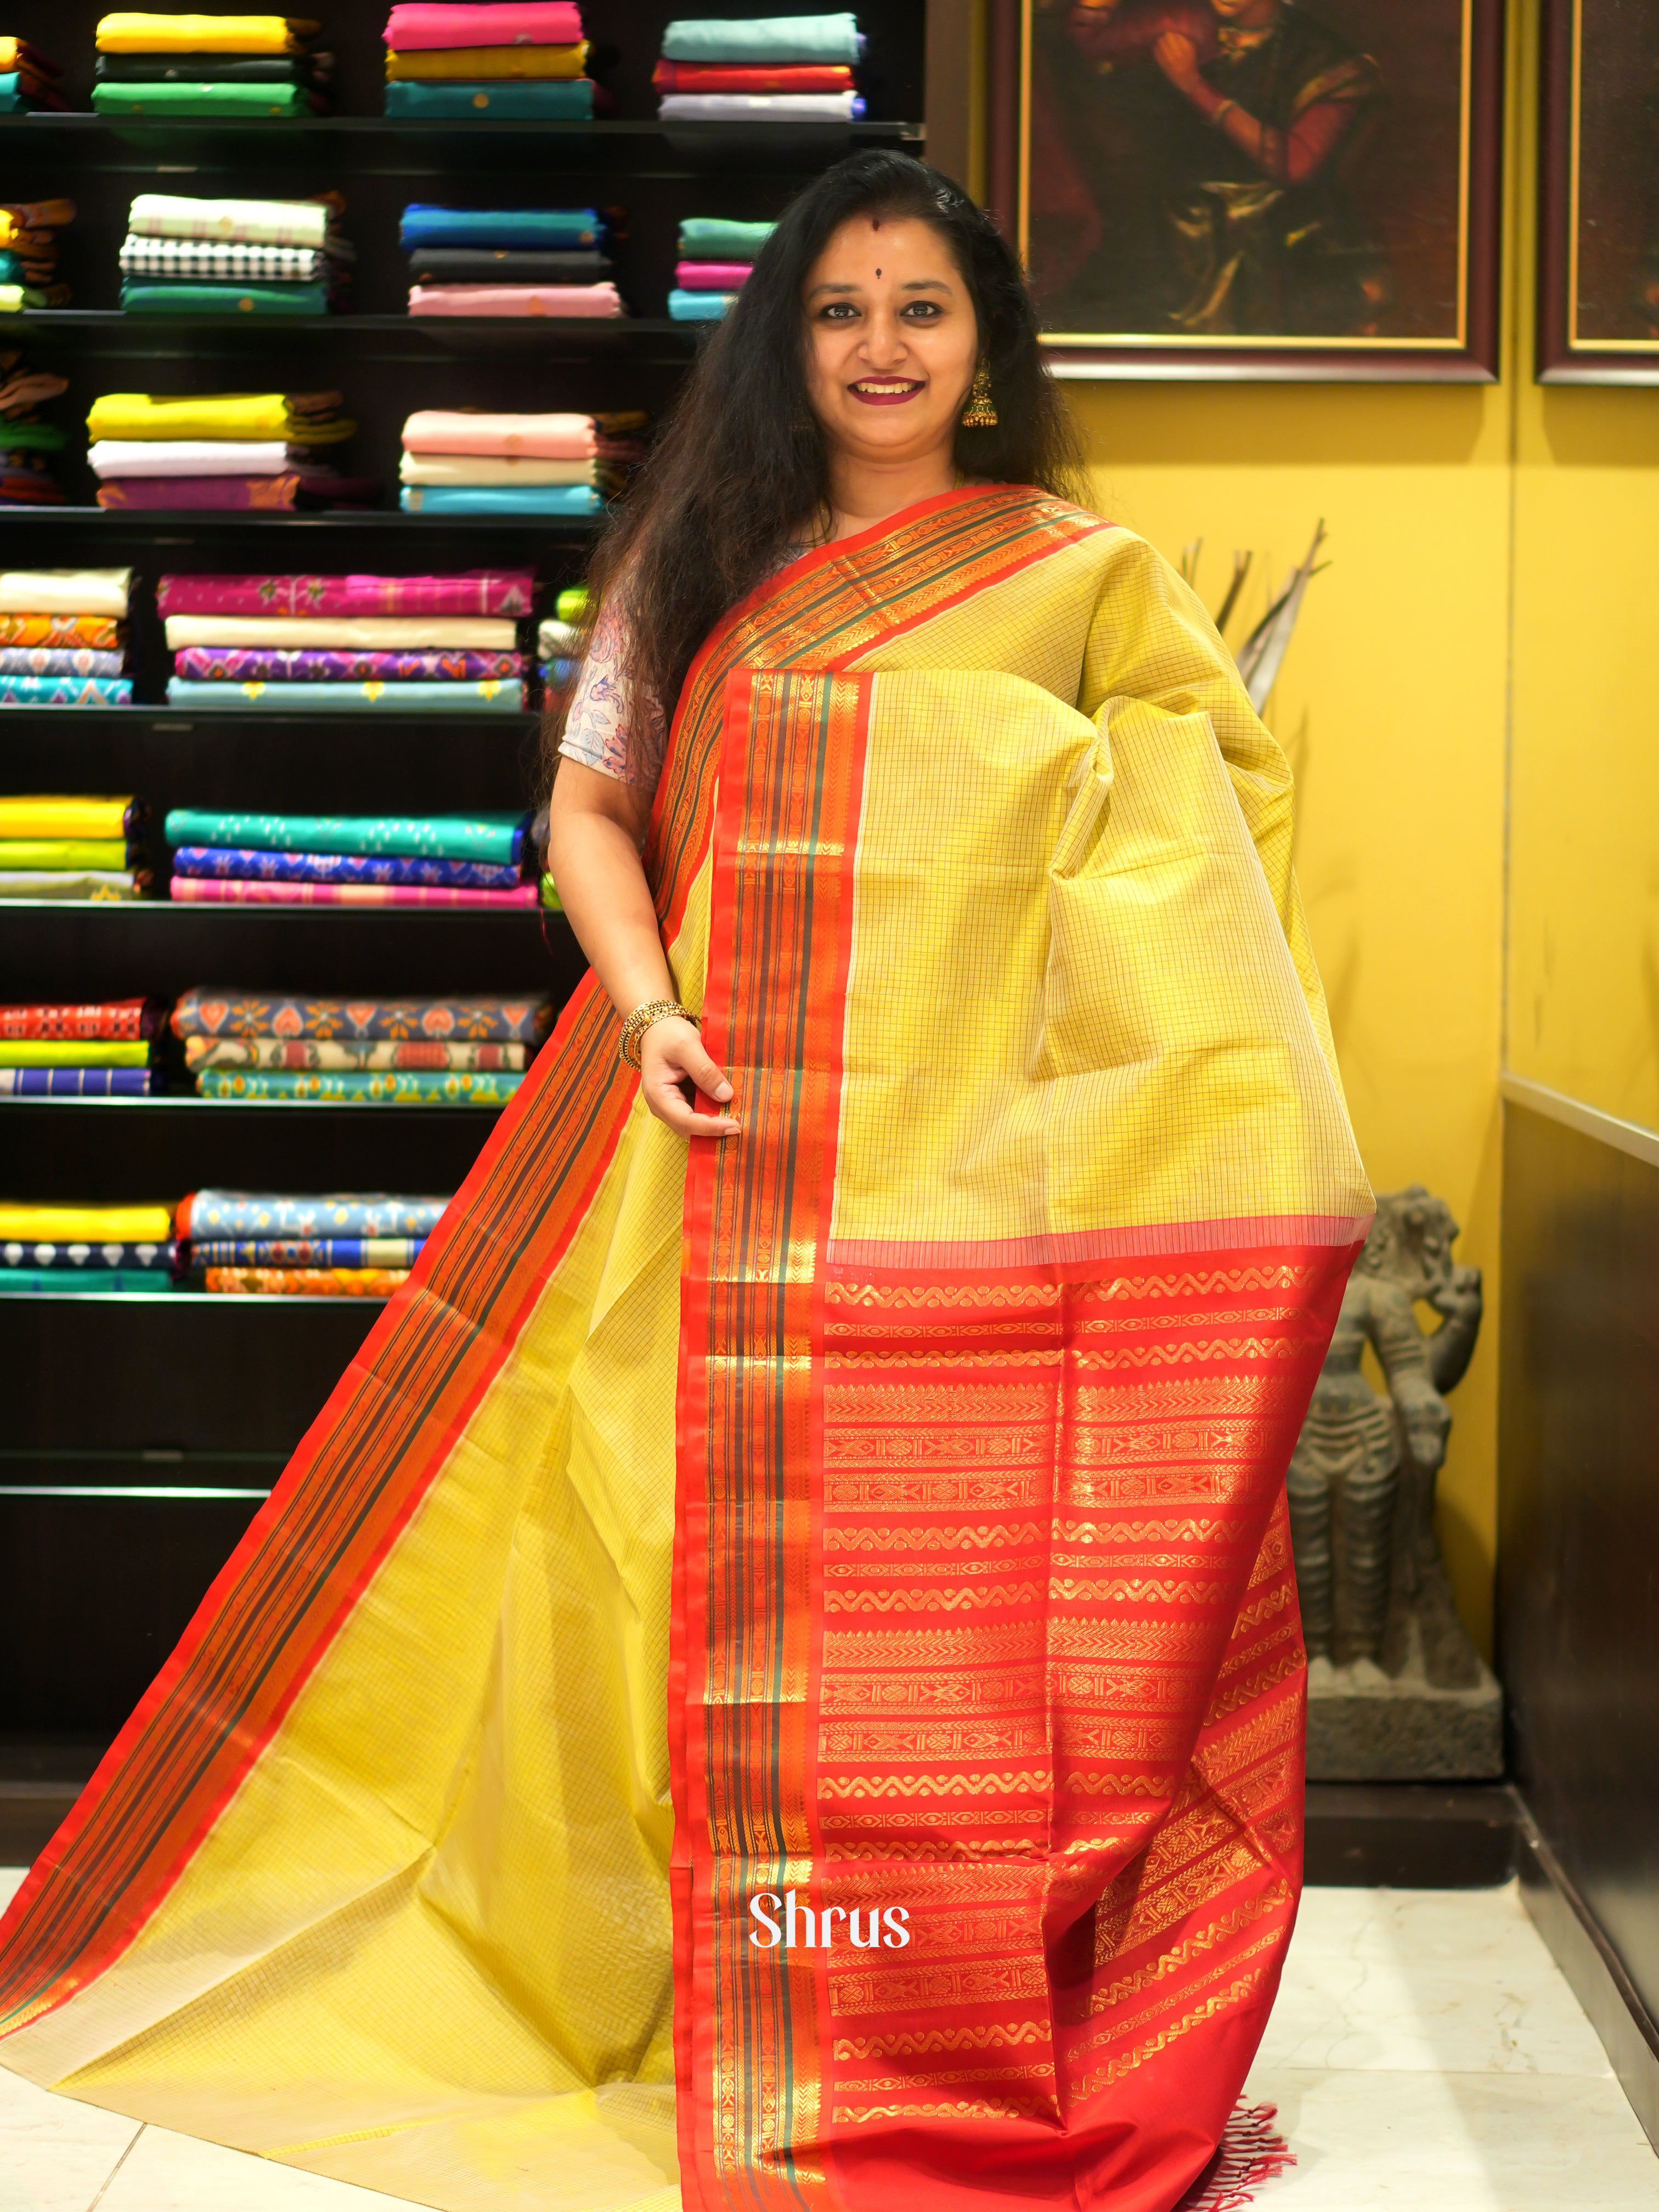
xmin=0 ymin=489 xmax=1368 ymax=2212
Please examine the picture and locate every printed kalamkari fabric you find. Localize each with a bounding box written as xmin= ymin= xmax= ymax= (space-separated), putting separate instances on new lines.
xmin=0 ymin=488 xmax=1369 ymax=2212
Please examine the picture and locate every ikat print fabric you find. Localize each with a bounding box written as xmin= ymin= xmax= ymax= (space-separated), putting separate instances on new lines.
xmin=190 ymin=1237 xmax=424 ymax=1267
xmin=196 ymin=1068 xmax=523 ymax=1103
xmin=175 ymin=1191 xmax=450 ymax=1236
xmin=172 ymin=647 xmax=522 ymax=682
xmin=171 ymin=989 xmax=551 ymax=1040
xmin=183 ymin=1037 xmax=524 ymax=1069
xmin=171 ymin=845 xmax=524 ymax=888
xmin=0 ymin=577 xmax=132 ymax=707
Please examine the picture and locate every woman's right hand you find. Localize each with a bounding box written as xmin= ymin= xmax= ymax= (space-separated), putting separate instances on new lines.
xmin=640 ymin=1016 xmax=741 ymax=1138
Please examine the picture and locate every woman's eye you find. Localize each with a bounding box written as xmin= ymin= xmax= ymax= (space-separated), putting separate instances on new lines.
xmin=820 ymin=301 xmax=859 ymax=319
xmin=900 ymin=302 xmax=943 ymax=320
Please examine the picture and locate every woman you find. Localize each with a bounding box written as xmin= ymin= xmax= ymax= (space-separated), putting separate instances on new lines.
xmin=0 ymin=153 xmax=1368 ymax=2211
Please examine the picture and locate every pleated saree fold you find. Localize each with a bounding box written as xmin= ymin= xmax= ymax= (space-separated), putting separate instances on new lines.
xmin=0 ymin=488 xmax=1369 ymax=2212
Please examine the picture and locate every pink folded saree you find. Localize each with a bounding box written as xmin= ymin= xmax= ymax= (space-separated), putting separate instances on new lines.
xmin=674 ymin=259 xmax=752 ymax=289
xmin=383 ymin=2 xmax=580 ymax=49
xmin=408 ymin=282 xmax=623 ymax=318
xmin=400 ymin=409 xmax=602 ymax=459
xmin=157 ymin=571 xmax=535 ymax=617
xmin=171 ymin=878 xmax=539 ymax=909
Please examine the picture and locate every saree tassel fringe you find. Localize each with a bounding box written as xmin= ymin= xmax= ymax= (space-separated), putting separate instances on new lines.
xmin=1177 ymin=2102 xmax=1297 ymax=2209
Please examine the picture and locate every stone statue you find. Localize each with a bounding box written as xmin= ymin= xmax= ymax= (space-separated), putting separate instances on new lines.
xmin=1289 ymin=1186 xmax=1502 ymax=1779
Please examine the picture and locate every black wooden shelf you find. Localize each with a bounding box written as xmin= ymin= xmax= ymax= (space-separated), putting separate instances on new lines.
xmin=0 ymin=0 xmax=929 ymax=1743
xmin=0 ymin=901 xmax=579 ymax=998
xmin=0 ymin=115 xmax=922 ymax=174
xmin=12 ymin=310 xmax=704 ymax=358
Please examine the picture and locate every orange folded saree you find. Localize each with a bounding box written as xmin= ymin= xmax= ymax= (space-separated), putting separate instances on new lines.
xmin=0 ymin=487 xmax=1370 ymax=2212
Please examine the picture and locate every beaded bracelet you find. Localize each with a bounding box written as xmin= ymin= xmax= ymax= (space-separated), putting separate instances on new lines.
xmin=619 ymin=998 xmax=697 ymax=1069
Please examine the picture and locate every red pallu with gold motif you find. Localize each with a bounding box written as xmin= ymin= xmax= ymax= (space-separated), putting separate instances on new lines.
xmin=0 ymin=489 xmax=1369 ymax=2211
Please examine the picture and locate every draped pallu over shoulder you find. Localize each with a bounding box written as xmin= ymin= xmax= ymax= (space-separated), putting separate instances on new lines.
xmin=0 ymin=488 xmax=1370 ymax=2212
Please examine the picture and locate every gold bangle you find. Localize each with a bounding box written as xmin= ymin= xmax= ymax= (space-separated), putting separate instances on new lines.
xmin=619 ymin=998 xmax=696 ymax=1069
xmin=1211 ymin=97 xmax=1237 ymax=127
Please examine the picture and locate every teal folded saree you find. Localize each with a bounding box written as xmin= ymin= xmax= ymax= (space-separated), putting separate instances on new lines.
xmin=383 ymin=80 xmax=592 ymax=118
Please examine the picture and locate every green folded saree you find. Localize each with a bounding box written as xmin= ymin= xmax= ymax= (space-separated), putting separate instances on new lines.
xmin=91 ymin=80 xmax=313 ymax=116
xmin=120 ymin=280 xmax=329 ymax=315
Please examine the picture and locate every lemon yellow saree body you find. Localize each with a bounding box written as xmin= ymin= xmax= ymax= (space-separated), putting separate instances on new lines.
xmin=0 ymin=488 xmax=1369 ymax=2212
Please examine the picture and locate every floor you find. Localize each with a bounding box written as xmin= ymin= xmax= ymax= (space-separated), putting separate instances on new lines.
xmin=0 ymin=1872 xmax=1655 ymax=2211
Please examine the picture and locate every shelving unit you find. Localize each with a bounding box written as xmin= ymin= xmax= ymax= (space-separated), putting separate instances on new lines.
xmin=0 ymin=0 xmax=928 ymax=1754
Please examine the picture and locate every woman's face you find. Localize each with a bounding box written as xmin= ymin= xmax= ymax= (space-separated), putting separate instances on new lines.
xmin=801 ymin=214 xmax=979 ymax=469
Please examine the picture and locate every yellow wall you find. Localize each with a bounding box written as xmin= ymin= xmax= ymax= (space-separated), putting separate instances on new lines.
xmin=1508 ymin=4 xmax=1659 ymax=1136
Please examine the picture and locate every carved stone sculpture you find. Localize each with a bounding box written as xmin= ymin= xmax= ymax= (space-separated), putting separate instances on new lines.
xmin=1290 ymin=1186 xmax=1503 ymax=1780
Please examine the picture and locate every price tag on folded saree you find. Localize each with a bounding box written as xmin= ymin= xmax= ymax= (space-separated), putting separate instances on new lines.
xmin=0 ymin=487 xmax=1370 ymax=2212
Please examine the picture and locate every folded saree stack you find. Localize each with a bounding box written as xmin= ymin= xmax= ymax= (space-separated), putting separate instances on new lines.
xmin=0 ymin=35 xmax=67 ymax=110
xmin=382 ymin=1 xmax=597 ymax=121
xmin=399 ymin=408 xmax=640 ymax=515
xmin=86 ymin=391 xmax=371 ymax=511
xmin=0 ymin=571 xmax=132 ymax=702
xmin=159 ymin=567 xmax=530 ymax=707
xmin=0 ymin=197 xmax=74 ymax=311
xmin=165 ymin=807 xmax=539 ymax=913
xmin=177 ymin=1187 xmax=450 ymax=1295
xmin=655 ymin=11 xmax=864 ymax=120
xmin=0 ymin=997 xmax=165 ymax=1100
xmin=670 ymin=213 xmax=772 ymax=320
xmin=92 ymin=13 xmax=331 ymax=117
xmin=0 ymin=796 xmax=148 ymax=903
xmin=173 ymin=985 xmax=548 ymax=1103
xmin=119 ymin=193 xmax=353 ymax=317
xmin=400 ymin=203 xmax=621 ymax=319
xmin=0 ymin=347 xmax=70 ymax=506
xmin=0 ymin=1202 xmax=175 ymax=1288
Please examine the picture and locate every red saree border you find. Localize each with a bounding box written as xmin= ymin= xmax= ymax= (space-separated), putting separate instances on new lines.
xmin=674 ymin=669 xmax=874 ymax=2212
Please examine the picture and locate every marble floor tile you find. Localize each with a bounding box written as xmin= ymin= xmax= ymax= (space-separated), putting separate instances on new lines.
xmin=0 ymin=2062 xmax=139 ymax=2212
xmin=1243 ymin=2066 xmax=1659 ymax=2208
xmin=94 ymin=2124 xmax=417 ymax=2212
xmin=1258 ymin=1881 xmax=1616 ymax=2077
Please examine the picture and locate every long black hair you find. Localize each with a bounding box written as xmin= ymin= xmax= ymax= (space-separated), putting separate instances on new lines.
xmin=555 ymin=151 xmax=1084 ymax=760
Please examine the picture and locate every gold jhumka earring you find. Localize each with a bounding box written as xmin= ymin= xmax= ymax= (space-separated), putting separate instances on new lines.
xmin=960 ymin=362 xmax=998 ymax=428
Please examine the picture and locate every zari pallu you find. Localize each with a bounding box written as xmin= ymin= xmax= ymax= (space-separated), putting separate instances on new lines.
xmin=0 ymin=488 xmax=1370 ymax=2212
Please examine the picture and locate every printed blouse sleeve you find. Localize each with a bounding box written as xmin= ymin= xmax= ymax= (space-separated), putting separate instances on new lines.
xmin=557 ymin=589 xmax=669 ymax=793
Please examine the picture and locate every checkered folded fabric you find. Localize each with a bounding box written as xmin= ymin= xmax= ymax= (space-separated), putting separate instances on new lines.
xmin=119 ymin=236 xmax=331 ymax=280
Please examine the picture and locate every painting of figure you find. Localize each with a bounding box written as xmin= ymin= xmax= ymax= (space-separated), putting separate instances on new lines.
xmin=1012 ymin=0 xmax=1497 ymax=369
xmin=1538 ymin=0 xmax=1659 ymax=375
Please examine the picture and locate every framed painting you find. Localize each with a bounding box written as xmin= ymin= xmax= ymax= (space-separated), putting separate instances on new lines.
xmin=986 ymin=0 xmax=1505 ymax=380
xmin=1538 ymin=0 xmax=1659 ymax=381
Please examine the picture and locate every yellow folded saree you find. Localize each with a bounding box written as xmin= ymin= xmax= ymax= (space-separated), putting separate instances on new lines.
xmin=0 ymin=1203 xmax=171 ymax=1240
xmin=0 ymin=489 xmax=1369 ymax=2212
xmin=386 ymin=41 xmax=588 ymax=77
xmin=0 ymin=797 xmax=132 ymax=840
xmin=86 ymin=393 xmax=353 ymax=444
xmin=95 ymin=13 xmax=317 ymax=52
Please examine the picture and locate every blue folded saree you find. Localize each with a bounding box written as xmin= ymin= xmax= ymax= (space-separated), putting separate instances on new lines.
xmin=399 ymin=484 xmax=603 ymax=516
xmin=164 ymin=679 xmax=525 ymax=712
xmin=399 ymin=206 xmax=601 ymax=249
xmin=669 ymin=287 xmax=733 ymax=320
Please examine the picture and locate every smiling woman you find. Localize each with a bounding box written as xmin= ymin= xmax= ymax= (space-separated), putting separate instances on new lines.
xmin=0 ymin=152 xmax=1370 ymax=2212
